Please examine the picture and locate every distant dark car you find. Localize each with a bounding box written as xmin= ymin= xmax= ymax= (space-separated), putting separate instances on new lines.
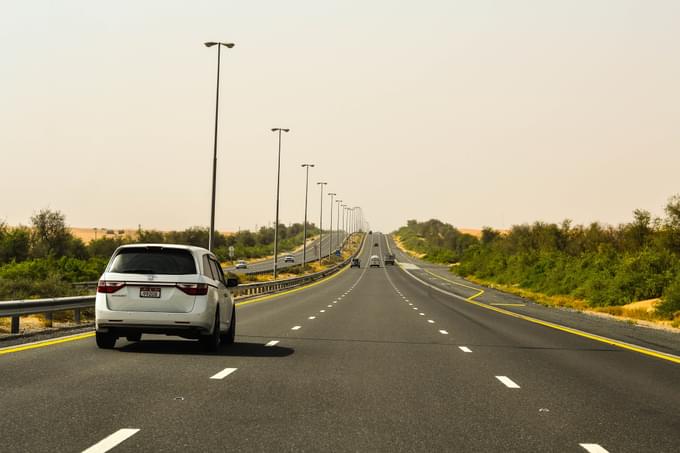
xmin=383 ymin=254 xmax=395 ymax=265
xmin=351 ymin=258 xmax=361 ymax=268
xmin=374 ymin=242 xmax=379 ymax=247
xmin=369 ymin=230 xmax=373 ymax=235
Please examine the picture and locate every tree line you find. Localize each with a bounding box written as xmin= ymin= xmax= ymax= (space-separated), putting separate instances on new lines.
xmin=0 ymin=209 xmax=319 ymax=299
xmin=396 ymin=195 xmax=680 ymax=320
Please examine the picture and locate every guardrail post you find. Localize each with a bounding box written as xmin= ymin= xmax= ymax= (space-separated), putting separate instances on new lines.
xmin=11 ymin=316 xmax=20 ymax=334
xmin=74 ymin=308 xmax=81 ymax=324
xmin=45 ymin=312 xmax=53 ymax=328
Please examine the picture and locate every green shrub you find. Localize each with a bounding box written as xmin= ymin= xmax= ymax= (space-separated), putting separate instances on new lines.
xmin=658 ymin=275 xmax=680 ymax=318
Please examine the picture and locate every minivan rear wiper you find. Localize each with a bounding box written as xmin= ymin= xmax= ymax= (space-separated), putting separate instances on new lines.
xmin=119 ymin=269 xmax=155 ymax=274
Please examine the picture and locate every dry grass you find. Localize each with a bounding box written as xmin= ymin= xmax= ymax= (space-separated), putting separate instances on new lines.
xmin=69 ymin=227 xmax=233 ymax=244
xmin=463 ymin=276 xmax=680 ymax=332
xmin=0 ymin=310 xmax=95 ymax=334
xmin=392 ymin=235 xmax=427 ymax=259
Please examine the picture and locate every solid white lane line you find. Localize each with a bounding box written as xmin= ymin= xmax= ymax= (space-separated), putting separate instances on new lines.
xmin=579 ymin=444 xmax=609 ymax=453
xmin=291 ymin=326 xmax=302 ymax=330
xmin=459 ymin=346 xmax=472 ymax=353
xmin=210 ymin=367 xmax=238 ymax=380
xmin=428 ymin=320 xmax=435 ymax=323
xmin=265 ymin=340 xmax=279 ymax=347
xmin=496 ymin=376 xmax=520 ymax=388
xmin=308 ymin=316 xmax=316 ymax=320
xmin=82 ymin=429 xmax=140 ymax=453
xmin=439 ymin=330 xmax=449 ymax=335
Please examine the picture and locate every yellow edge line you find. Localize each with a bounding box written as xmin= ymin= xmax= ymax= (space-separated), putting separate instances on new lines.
xmin=396 ymin=245 xmax=680 ymax=365
xmin=235 ymin=263 xmax=350 ymax=307
xmin=422 ymin=267 xmax=485 ymax=301
xmin=0 ymin=332 xmax=95 ymax=356
xmin=236 ymin=233 xmax=366 ymax=308
xmin=1 ymin=236 xmax=364 ymax=357
xmin=491 ymin=303 xmax=526 ymax=307
xmin=464 ymin=297 xmax=680 ymax=364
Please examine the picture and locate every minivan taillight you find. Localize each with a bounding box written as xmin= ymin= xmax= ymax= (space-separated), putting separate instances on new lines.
xmin=97 ymin=281 xmax=125 ymax=293
xmin=176 ymin=283 xmax=209 ymax=296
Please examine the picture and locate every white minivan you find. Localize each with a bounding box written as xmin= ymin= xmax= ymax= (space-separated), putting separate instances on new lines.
xmin=95 ymin=244 xmax=237 ymax=351
xmin=369 ymin=255 xmax=381 ymax=267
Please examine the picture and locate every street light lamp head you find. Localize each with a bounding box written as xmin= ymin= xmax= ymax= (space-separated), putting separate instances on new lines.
xmin=301 ymin=163 xmax=315 ymax=168
xmin=271 ymin=128 xmax=290 ymax=132
xmin=205 ymin=42 xmax=235 ymax=48
xmin=317 ymin=181 xmax=327 ymax=185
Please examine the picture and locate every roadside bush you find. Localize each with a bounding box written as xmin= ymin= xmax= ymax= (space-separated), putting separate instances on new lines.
xmin=658 ymin=276 xmax=680 ymax=318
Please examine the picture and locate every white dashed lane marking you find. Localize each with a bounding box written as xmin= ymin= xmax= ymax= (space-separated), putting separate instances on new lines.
xmin=82 ymin=429 xmax=140 ymax=453
xmin=459 ymin=346 xmax=472 ymax=353
xmin=320 ymin=310 xmax=326 ymax=313
xmin=419 ymin=313 xmax=425 ymax=316
xmin=439 ymin=330 xmax=449 ymax=335
xmin=308 ymin=316 xmax=316 ymax=320
xmin=265 ymin=340 xmax=279 ymax=347
xmin=579 ymin=444 xmax=609 ymax=453
xmin=210 ymin=367 xmax=238 ymax=380
xmin=291 ymin=326 xmax=302 ymax=330
xmin=428 ymin=320 xmax=435 ymax=324
xmin=495 ymin=376 xmax=520 ymax=388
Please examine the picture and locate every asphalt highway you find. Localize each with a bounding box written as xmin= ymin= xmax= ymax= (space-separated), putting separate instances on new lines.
xmin=225 ymin=232 xmax=347 ymax=275
xmin=1 ymin=233 xmax=678 ymax=452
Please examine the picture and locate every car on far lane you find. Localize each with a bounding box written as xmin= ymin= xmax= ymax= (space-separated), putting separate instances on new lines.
xmin=351 ymin=258 xmax=361 ymax=268
xmin=383 ymin=254 xmax=395 ymax=265
xmin=369 ymin=255 xmax=381 ymax=267
xmin=235 ymin=260 xmax=248 ymax=269
xmin=283 ymin=254 xmax=295 ymax=263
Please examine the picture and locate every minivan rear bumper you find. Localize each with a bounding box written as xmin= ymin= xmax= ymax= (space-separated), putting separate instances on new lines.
xmin=95 ymin=293 xmax=214 ymax=336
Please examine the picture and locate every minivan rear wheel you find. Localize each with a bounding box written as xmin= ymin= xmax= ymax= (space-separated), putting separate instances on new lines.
xmin=220 ymin=308 xmax=235 ymax=345
xmin=96 ymin=332 xmax=117 ymax=349
xmin=126 ymin=333 xmax=142 ymax=342
xmin=200 ymin=312 xmax=220 ymax=352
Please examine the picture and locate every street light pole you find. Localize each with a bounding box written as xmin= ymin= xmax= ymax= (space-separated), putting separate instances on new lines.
xmin=301 ymin=163 xmax=314 ymax=271
xmin=204 ymin=41 xmax=235 ymax=252
xmin=271 ymin=128 xmax=290 ymax=280
xmin=336 ymin=199 xmax=342 ymax=252
xmin=316 ymin=182 xmax=327 ymax=264
xmin=328 ymin=193 xmax=336 ymax=259
xmin=341 ymin=204 xmax=347 ymax=245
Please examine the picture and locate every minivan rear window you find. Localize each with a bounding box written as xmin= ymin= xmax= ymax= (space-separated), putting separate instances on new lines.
xmin=109 ymin=248 xmax=197 ymax=275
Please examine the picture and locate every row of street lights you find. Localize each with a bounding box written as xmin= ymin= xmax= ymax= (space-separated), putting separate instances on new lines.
xmin=204 ymin=41 xmax=366 ymax=279
xmin=271 ymin=133 xmax=365 ymax=279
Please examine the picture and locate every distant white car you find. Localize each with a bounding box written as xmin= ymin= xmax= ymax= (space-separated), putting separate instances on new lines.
xmin=283 ymin=254 xmax=295 ymax=263
xmin=95 ymin=244 xmax=238 ymax=351
xmin=235 ymin=260 xmax=248 ymax=269
xmin=369 ymin=255 xmax=381 ymax=267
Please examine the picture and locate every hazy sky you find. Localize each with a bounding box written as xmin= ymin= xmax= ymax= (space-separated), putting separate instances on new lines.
xmin=2 ymin=1 xmax=679 ymax=233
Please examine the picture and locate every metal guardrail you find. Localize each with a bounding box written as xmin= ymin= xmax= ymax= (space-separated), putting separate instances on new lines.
xmin=0 ymin=233 xmax=364 ymax=336
xmin=235 ymin=232 xmax=351 ymax=276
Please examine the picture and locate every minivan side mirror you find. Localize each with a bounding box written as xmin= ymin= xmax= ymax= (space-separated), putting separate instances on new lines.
xmin=226 ymin=277 xmax=239 ymax=288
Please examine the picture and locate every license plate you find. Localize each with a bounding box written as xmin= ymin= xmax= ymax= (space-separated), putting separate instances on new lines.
xmin=140 ymin=287 xmax=161 ymax=298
